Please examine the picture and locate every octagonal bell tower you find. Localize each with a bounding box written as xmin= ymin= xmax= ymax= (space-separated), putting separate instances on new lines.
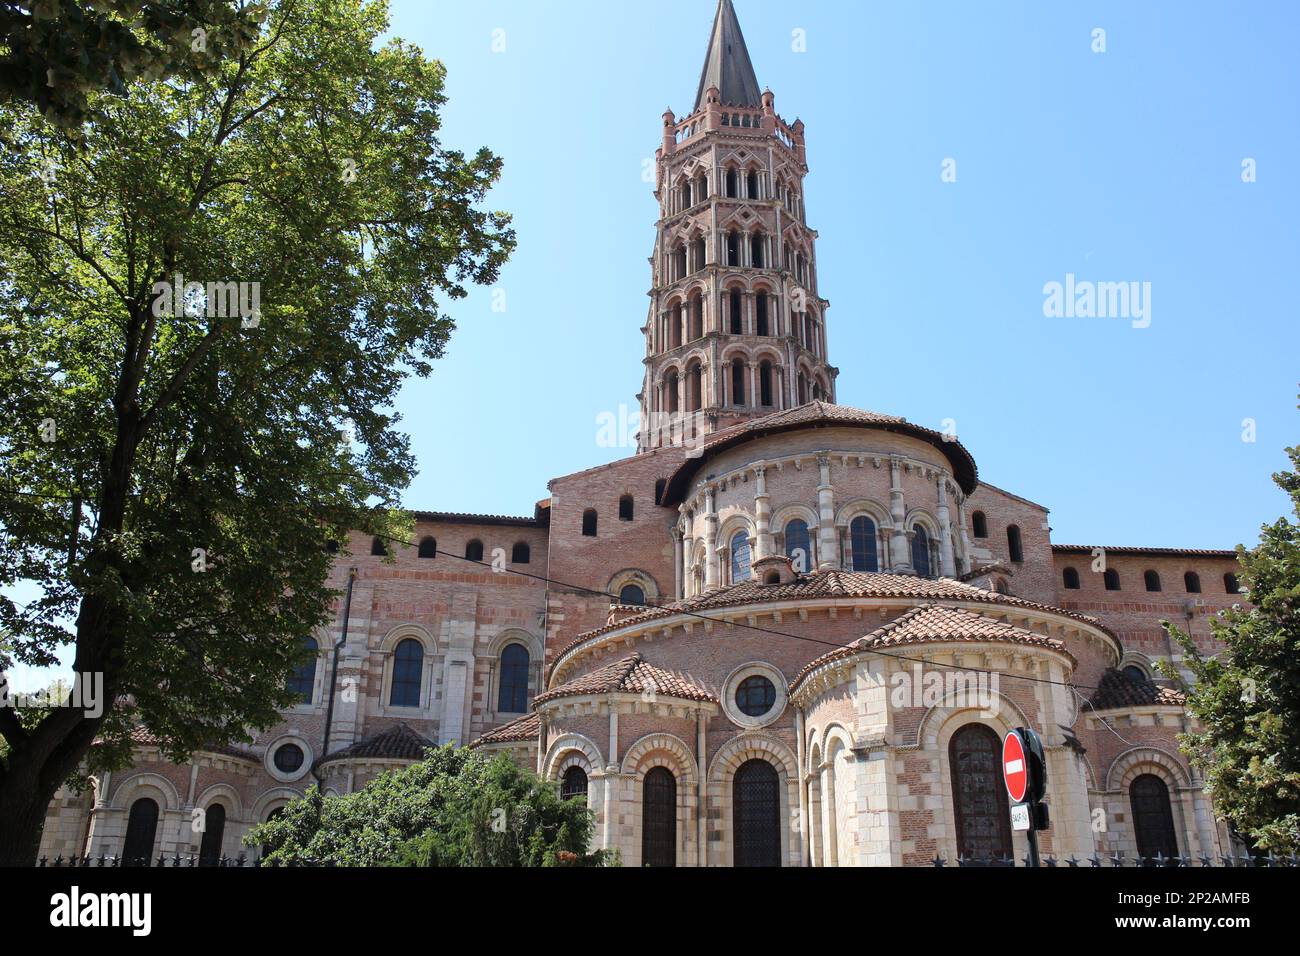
xmin=638 ymin=0 xmax=837 ymax=452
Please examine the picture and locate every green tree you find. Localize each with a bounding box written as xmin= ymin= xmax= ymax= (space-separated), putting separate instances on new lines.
xmin=0 ymin=0 xmax=513 ymax=864
xmin=1163 ymin=431 xmax=1300 ymax=854
xmin=248 ymin=747 xmax=613 ymax=867
xmin=1 ymin=1 xmax=262 ymax=128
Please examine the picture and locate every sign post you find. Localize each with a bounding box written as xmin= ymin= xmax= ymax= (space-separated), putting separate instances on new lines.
xmin=1003 ymin=728 xmax=1048 ymax=867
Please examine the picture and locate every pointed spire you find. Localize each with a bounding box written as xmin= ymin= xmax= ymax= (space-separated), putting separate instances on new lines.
xmin=694 ymin=0 xmax=761 ymax=111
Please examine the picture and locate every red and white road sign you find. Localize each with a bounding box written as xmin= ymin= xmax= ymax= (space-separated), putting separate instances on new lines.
xmin=1002 ymin=730 xmax=1029 ymax=804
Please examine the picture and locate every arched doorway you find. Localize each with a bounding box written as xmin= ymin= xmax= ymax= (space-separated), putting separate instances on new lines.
xmin=733 ymin=759 xmax=781 ymax=867
xmin=642 ymin=767 xmax=677 ymax=868
xmin=1130 ymin=774 xmax=1179 ymax=861
xmin=122 ymin=797 xmax=159 ymax=866
xmin=949 ymin=724 xmax=1013 ymax=861
xmin=198 ymin=803 xmax=227 ymax=866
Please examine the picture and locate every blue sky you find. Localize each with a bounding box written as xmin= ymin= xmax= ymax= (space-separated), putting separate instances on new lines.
xmin=6 ymin=1 xmax=1298 ymax=690
xmin=384 ymin=0 xmax=1299 ymax=546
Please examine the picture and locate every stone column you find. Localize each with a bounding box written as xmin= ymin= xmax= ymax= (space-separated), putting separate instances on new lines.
xmin=936 ymin=478 xmax=956 ymax=578
xmin=795 ymin=708 xmax=809 ymax=867
xmin=956 ymin=496 xmax=973 ymax=575
xmin=672 ymin=527 xmax=684 ymax=600
xmin=889 ymin=457 xmax=911 ymax=572
xmin=696 ymin=712 xmax=708 ymax=867
xmin=748 ymin=362 xmax=758 ymax=408
xmin=704 ymin=486 xmax=720 ymax=591
xmin=816 ymin=454 xmax=840 ymax=569
xmin=754 ymin=465 xmax=773 ymax=560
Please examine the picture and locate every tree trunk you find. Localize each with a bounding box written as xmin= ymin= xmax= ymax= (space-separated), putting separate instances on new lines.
xmin=0 ymin=752 xmax=64 ymax=865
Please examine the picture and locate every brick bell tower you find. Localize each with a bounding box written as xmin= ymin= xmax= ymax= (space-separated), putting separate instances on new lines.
xmin=638 ymin=0 xmax=837 ymax=453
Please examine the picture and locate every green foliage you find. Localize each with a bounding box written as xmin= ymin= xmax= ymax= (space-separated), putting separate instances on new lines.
xmin=0 ymin=0 xmax=513 ymax=860
xmin=247 ymin=747 xmax=615 ymax=867
xmin=1162 ymin=427 xmax=1300 ymax=853
xmin=0 ymin=1 xmax=262 ymax=129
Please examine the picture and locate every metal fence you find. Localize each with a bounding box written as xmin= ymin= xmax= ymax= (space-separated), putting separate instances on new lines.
xmin=38 ymin=852 xmax=265 ymax=867
xmin=35 ymin=850 xmax=1297 ymax=868
xmin=931 ymin=853 xmax=1298 ymax=867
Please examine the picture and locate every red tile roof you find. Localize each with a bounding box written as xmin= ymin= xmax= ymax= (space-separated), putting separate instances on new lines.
xmin=555 ymin=568 xmax=1113 ymax=663
xmin=1053 ymin=545 xmax=1239 ymax=559
xmin=469 ymin=712 xmax=540 ymax=748
xmin=791 ymin=605 xmax=1072 ymax=692
xmin=316 ymin=722 xmax=435 ymax=767
xmin=1088 ymin=669 xmax=1187 ymax=710
xmin=535 ymin=654 xmax=716 ymax=706
xmin=118 ymin=726 xmax=259 ymax=762
xmin=660 ymin=401 xmax=979 ymax=503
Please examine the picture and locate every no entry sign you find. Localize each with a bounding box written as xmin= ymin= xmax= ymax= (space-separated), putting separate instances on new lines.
xmin=1002 ymin=730 xmax=1029 ymax=803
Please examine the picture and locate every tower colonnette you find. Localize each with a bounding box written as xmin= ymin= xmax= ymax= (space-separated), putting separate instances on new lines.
xmin=639 ymin=0 xmax=837 ymax=452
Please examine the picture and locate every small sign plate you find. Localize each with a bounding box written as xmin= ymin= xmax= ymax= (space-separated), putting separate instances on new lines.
xmin=1010 ymin=803 xmax=1031 ymax=832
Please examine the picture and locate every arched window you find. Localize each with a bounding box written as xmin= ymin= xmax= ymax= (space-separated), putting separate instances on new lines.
xmin=498 ymin=644 xmax=530 ymax=713
xmin=389 ymin=638 xmax=424 ymax=707
xmin=972 ymin=511 xmax=988 ymax=538
xmin=654 ymin=478 xmax=667 ymax=505
xmin=758 ymin=361 xmax=773 ymax=406
xmin=1104 ymin=568 xmax=1121 ymax=591
xmin=726 ymin=230 xmax=741 ymax=266
xmin=725 ymin=168 xmax=739 ymax=198
xmin=619 ymin=494 xmax=634 ymax=521
xmin=370 ymin=536 xmax=386 ymax=556
xmin=692 ymin=237 xmax=706 ymax=274
xmin=1006 ymin=525 xmax=1023 ymax=563
xmin=665 ymin=370 xmax=679 ymax=412
xmin=673 ymin=244 xmax=687 ymax=281
xmin=417 ymin=536 xmax=437 ymax=559
xmin=619 ymin=583 xmax=646 ymax=606
xmin=784 ymin=519 xmax=812 ymax=572
xmin=465 ymin=539 xmax=484 ymax=562
xmin=730 ymin=531 xmax=752 ymax=583
xmin=750 ymin=234 xmax=764 ymax=268
xmin=729 ymin=288 xmax=743 ymax=334
xmin=582 ymin=510 xmax=598 ymax=537
xmin=911 ymin=527 xmax=932 ymax=578
xmin=949 ymin=724 xmax=1012 ymax=861
xmin=733 ymin=759 xmax=781 ymax=867
xmin=1123 ymin=664 xmax=1151 ymax=686
xmin=642 ymin=767 xmax=677 ymax=868
xmin=123 ymin=797 xmax=160 ymax=866
xmin=731 ymin=358 xmax=746 ymax=405
xmin=286 ymin=636 xmax=318 ymax=704
xmin=1224 ymin=572 xmax=1240 ymax=594
xmin=1144 ymin=570 xmax=1162 ymax=592
xmin=746 ymin=170 xmax=759 ymax=199
xmin=198 ymin=803 xmax=227 ymax=866
xmin=1063 ymin=567 xmax=1081 ymax=590
xmin=849 ymin=516 xmax=878 ymax=572
xmin=1130 ymin=774 xmax=1179 ymax=861
xmin=560 ymin=766 xmax=589 ymax=804
xmin=512 ymin=541 xmax=530 ymax=564
xmin=1184 ymin=571 xmax=1201 ymax=593
xmin=755 ymin=294 xmax=769 ymax=336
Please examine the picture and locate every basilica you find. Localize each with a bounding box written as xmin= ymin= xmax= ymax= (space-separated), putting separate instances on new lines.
xmin=39 ymin=0 xmax=1244 ymax=867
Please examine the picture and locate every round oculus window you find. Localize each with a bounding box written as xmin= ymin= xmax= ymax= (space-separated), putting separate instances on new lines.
xmin=273 ymin=743 xmax=305 ymax=774
xmin=735 ymin=675 xmax=777 ymax=717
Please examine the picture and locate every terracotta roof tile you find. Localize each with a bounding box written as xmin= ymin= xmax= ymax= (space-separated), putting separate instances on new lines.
xmin=117 ymin=726 xmax=258 ymax=762
xmin=316 ymin=722 xmax=435 ymax=766
xmin=1053 ymin=544 xmax=1238 ymax=559
xmin=555 ymin=568 xmax=1112 ymax=665
xmin=469 ymin=712 xmax=540 ymax=748
xmin=535 ymin=654 xmax=716 ymax=706
xmin=661 ymin=401 xmax=979 ymax=502
xmin=1089 ymin=669 xmax=1187 ymax=710
xmin=791 ymin=605 xmax=1071 ymax=692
